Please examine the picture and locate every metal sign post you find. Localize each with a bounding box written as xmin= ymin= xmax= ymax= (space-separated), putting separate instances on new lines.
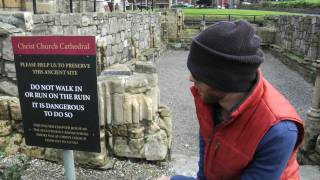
xmin=63 ymin=150 xmax=76 ymax=180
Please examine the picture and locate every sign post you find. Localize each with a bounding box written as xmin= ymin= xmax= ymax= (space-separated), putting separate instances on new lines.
xmin=64 ymin=150 xmax=76 ymax=180
xmin=12 ymin=36 xmax=101 ymax=179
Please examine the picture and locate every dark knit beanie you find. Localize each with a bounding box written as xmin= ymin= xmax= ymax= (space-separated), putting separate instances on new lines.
xmin=187 ymin=20 xmax=264 ymax=92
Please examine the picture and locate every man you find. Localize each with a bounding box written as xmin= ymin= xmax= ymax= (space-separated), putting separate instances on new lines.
xmin=159 ymin=20 xmax=304 ymax=180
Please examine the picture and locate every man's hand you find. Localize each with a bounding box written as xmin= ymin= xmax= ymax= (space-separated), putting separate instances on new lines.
xmin=157 ymin=175 xmax=171 ymax=180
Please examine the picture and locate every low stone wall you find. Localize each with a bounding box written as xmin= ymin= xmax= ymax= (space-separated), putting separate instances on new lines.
xmin=0 ymin=11 xmax=163 ymax=97
xmin=257 ymin=15 xmax=320 ymax=83
xmin=0 ymin=10 xmax=182 ymax=167
xmin=260 ymin=15 xmax=320 ymax=166
xmin=161 ymin=9 xmax=184 ymax=43
xmin=0 ymin=61 xmax=172 ymax=168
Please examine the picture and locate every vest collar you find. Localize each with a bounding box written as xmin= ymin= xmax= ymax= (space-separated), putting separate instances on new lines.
xmin=230 ymin=70 xmax=264 ymax=119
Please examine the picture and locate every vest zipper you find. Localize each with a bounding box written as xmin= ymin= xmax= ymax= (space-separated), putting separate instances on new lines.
xmin=204 ymin=117 xmax=234 ymax=176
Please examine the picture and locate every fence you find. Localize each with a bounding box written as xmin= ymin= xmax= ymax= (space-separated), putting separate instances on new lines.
xmin=184 ymin=13 xmax=264 ymax=26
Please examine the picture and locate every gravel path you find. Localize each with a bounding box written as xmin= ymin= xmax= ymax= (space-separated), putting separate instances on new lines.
xmin=158 ymin=50 xmax=313 ymax=157
xmin=2 ymin=50 xmax=313 ymax=179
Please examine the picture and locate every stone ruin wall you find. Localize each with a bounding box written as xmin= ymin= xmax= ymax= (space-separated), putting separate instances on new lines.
xmin=0 ymin=10 xmax=185 ymax=168
xmin=274 ymin=15 xmax=320 ymax=62
xmin=0 ymin=11 xmax=163 ymax=96
xmin=257 ymin=15 xmax=320 ymax=165
xmin=260 ymin=15 xmax=320 ymax=82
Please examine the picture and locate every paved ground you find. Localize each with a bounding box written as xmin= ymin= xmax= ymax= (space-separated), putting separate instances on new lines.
xmin=3 ymin=50 xmax=318 ymax=179
xmin=157 ymin=50 xmax=318 ymax=179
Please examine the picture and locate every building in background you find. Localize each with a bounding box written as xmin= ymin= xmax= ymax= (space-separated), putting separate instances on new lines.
xmin=0 ymin=0 xmax=152 ymax=13
xmin=214 ymin=0 xmax=240 ymax=8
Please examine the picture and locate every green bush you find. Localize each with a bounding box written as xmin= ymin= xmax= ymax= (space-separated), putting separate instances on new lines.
xmin=241 ymin=0 xmax=320 ymax=9
xmin=0 ymin=154 xmax=31 ymax=180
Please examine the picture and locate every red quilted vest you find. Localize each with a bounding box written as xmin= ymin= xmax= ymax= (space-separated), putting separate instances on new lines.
xmin=191 ymin=71 xmax=304 ymax=180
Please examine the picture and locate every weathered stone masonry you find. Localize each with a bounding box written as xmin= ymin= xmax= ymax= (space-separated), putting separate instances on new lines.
xmin=0 ymin=11 xmax=163 ymax=97
xmin=257 ymin=15 xmax=320 ymax=166
xmin=259 ymin=15 xmax=320 ymax=83
xmin=0 ymin=10 xmax=184 ymax=168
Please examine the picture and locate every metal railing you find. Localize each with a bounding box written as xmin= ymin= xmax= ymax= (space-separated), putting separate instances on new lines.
xmin=184 ymin=13 xmax=263 ymax=26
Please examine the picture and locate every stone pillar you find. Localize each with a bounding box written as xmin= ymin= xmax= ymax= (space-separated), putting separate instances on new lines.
xmin=302 ymin=59 xmax=320 ymax=165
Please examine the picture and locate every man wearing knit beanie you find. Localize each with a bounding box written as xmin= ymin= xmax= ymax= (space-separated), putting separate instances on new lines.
xmin=158 ymin=20 xmax=304 ymax=180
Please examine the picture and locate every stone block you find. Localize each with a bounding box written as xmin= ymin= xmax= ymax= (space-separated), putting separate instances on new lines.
xmin=31 ymin=24 xmax=49 ymax=35
xmin=146 ymin=87 xmax=160 ymax=116
xmin=128 ymin=138 xmax=144 ymax=155
xmin=0 ymin=100 xmax=9 ymax=120
xmin=111 ymin=44 xmax=118 ymax=55
xmin=63 ymin=26 xmax=78 ymax=35
xmin=118 ymin=43 xmax=124 ymax=53
xmin=120 ymin=31 xmax=125 ymax=41
xmin=160 ymin=117 xmax=172 ymax=149
xmin=0 ymin=135 xmax=10 ymax=149
xmin=74 ymin=130 xmax=109 ymax=167
xmin=123 ymin=39 xmax=128 ymax=48
xmin=123 ymin=94 xmax=132 ymax=124
xmin=0 ymin=80 xmax=18 ymax=97
xmin=158 ymin=105 xmax=172 ymax=118
xmin=4 ymin=133 xmax=23 ymax=155
xmin=123 ymin=47 xmax=129 ymax=58
xmin=108 ymin=17 xmax=118 ymax=34
xmin=2 ymin=37 xmax=14 ymax=61
xmin=113 ymin=136 xmax=143 ymax=158
xmin=103 ymin=83 xmax=112 ymax=125
xmin=54 ymin=14 xmax=61 ymax=25
xmin=105 ymin=46 xmax=112 ymax=56
xmin=81 ymin=15 xmax=91 ymax=27
xmin=12 ymin=120 xmax=23 ymax=133
xmin=146 ymin=120 xmax=160 ymax=135
xmin=142 ymin=73 xmax=158 ymax=88
xmin=112 ymin=93 xmax=124 ymax=125
xmin=128 ymin=126 xmax=144 ymax=139
xmin=144 ymin=130 xmax=168 ymax=161
xmin=316 ymin=135 xmax=320 ymax=154
xmin=50 ymin=26 xmax=63 ymax=35
xmin=106 ymin=35 xmax=113 ymax=45
xmin=135 ymin=61 xmax=157 ymax=73
xmin=97 ymin=82 xmax=106 ymax=127
xmin=115 ymin=33 xmax=121 ymax=44
xmin=131 ymin=96 xmax=140 ymax=124
xmin=44 ymin=148 xmax=63 ymax=162
xmin=0 ymin=120 xmax=12 ymax=136
xmin=99 ymin=78 xmax=125 ymax=94
xmin=8 ymin=97 xmax=22 ymax=121
xmin=32 ymin=15 xmax=44 ymax=24
xmin=69 ymin=13 xmax=84 ymax=26
xmin=307 ymin=46 xmax=318 ymax=60
xmin=4 ymin=62 xmax=16 ymax=76
xmin=137 ymin=95 xmax=153 ymax=122
xmin=112 ymin=125 xmax=128 ymax=137
xmin=21 ymin=139 xmax=45 ymax=159
xmin=113 ymin=136 xmax=130 ymax=157
xmin=79 ymin=26 xmax=97 ymax=36
xmin=124 ymin=75 xmax=149 ymax=94
xmin=60 ymin=14 xmax=70 ymax=26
